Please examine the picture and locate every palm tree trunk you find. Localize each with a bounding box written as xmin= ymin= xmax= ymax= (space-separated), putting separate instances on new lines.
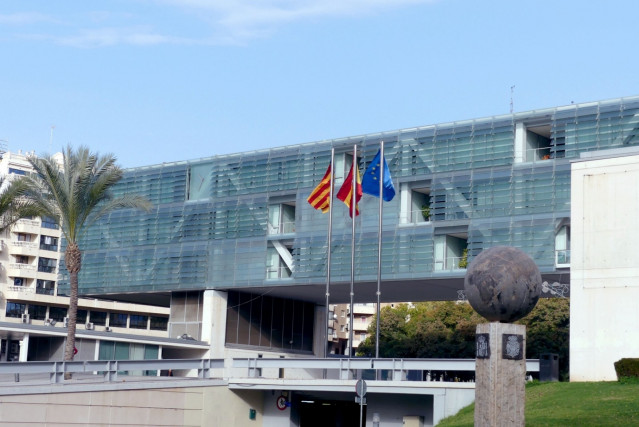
xmin=64 ymin=243 xmax=82 ymax=365
xmin=63 ymin=271 xmax=79 ymax=362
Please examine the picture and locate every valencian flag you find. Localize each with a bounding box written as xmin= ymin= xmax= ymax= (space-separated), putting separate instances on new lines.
xmin=307 ymin=163 xmax=332 ymax=212
xmin=337 ymin=164 xmax=363 ymax=217
xmin=362 ymin=149 xmax=395 ymax=201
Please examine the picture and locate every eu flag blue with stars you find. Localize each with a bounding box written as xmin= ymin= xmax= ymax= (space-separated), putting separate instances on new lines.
xmin=362 ymin=149 xmax=395 ymax=201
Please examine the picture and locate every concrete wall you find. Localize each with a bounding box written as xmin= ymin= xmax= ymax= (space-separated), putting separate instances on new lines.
xmin=0 ymin=384 xmax=263 ymax=427
xmin=571 ymin=151 xmax=639 ymax=381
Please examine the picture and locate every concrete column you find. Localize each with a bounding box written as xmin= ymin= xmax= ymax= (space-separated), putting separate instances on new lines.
xmin=204 ymin=290 xmax=228 ymax=359
xmin=474 ymin=322 xmax=526 ymax=427
xmin=19 ymin=334 xmax=29 ymax=362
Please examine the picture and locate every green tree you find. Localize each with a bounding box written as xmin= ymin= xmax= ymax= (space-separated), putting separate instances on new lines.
xmin=358 ymin=299 xmax=570 ymax=378
xmin=22 ymin=146 xmax=151 ymax=363
xmin=0 ymin=176 xmax=41 ymax=231
xmin=518 ymin=297 xmax=570 ymax=379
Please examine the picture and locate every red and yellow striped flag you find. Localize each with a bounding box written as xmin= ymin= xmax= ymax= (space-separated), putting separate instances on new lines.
xmin=337 ymin=164 xmax=362 ymax=217
xmin=307 ymin=163 xmax=332 ymax=212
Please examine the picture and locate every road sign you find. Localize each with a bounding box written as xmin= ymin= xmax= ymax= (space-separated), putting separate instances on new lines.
xmin=355 ymin=379 xmax=367 ymax=397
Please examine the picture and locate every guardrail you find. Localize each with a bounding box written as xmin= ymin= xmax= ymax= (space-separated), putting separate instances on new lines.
xmin=233 ymin=357 xmax=540 ymax=381
xmin=0 ymin=358 xmax=224 ymax=384
xmin=0 ymin=357 xmax=541 ymax=385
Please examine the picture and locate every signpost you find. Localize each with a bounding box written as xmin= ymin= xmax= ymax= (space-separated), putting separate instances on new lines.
xmin=355 ymin=379 xmax=367 ymax=427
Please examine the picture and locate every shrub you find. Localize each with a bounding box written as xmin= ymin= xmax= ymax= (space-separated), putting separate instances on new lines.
xmin=614 ymin=358 xmax=639 ymax=380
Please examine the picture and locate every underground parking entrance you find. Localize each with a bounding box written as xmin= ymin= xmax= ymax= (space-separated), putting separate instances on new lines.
xmin=292 ymin=392 xmax=363 ymax=427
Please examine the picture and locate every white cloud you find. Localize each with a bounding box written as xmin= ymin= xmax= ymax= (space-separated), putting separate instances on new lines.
xmin=1 ymin=0 xmax=436 ymax=47
xmin=0 ymin=12 xmax=58 ymax=25
xmin=51 ymin=27 xmax=194 ymax=48
xmin=158 ymin=0 xmax=436 ymax=42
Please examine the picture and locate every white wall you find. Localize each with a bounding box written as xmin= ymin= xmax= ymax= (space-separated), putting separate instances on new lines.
xmin=571 ymin=151 xmax=639 ymax=381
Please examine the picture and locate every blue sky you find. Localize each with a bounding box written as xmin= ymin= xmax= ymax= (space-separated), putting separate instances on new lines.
xmin=1 ymin=0 xmax=638 ymax=168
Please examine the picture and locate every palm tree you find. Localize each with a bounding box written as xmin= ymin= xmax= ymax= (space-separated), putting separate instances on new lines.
xmin=0 ymin=176 xmax=42 ymax=232
xmin=22 ymin=146 xmax=151 ymax=363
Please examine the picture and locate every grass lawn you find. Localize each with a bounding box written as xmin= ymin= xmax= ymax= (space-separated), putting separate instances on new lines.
xmin=437 ymin=381 xmax=639 ymax=426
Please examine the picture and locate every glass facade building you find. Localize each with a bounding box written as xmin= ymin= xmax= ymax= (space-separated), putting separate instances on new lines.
xmin=67 ymin=96 xmax=639 ymax=307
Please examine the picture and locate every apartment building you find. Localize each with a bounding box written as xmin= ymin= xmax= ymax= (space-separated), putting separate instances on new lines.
xmin=0 ymin=150 xmax=206 ymax=364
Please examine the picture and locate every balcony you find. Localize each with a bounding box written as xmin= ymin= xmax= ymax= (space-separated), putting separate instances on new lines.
xmin=265 ymin=266 xmax=293 ymax=280
xmin=9 ymin=241 xmax=39 ymax=256
xmin=434 ymin=256 xmax=467 ymax=271
xmin=352 ymin=304 xmax=376 ymax=315
xmin=7 ymin=263 xmax=37 ymax=278
xmin=267 ymin=221 xmax=295 ymax=235
xmin=7 ymin=285 xmax=35 ymax=294
xmin=13 ymin=219 xmax=41 ymax=234
xmin=400 ymin=209 xmax=431 ymax=225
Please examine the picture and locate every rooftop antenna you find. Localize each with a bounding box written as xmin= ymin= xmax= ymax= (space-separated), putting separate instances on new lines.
xmin=49 ymin=125 xmax=55 ymax=154
xmin=510 ymin=85 xmax=515 ymax=114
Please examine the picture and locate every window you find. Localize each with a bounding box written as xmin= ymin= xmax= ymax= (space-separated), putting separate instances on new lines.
xmin=129 ymin=315 xmax=148 ymax=329
xmin=49 ymin=306 xmax=67 ymax=322
xmin=333 ymin=152 xmax=361 ymax=185
xmin=360 ymin=333 xmax=367 ymax=341
xmin=77 ymin=309 xmax=88 ymax=324
xmin=13 ymin=277 xmax=25 ymax=286
xmin=515 ymin=122 xmax=565 ymax=163
xmin=434 ymin=233 xmax=468 ymax=271
xmin=187 ymin=163 xmax=211 ymax=201
xmin=340 ymin=325 xmax=345 ymax=332
xmin=6 ymin=302 xmax=25 ymax=318
xmin=150 ymin=316 xmax=168 ymax=331
xmin=268 ymin=202 xmax=296 ymax=234
xmin=341 ymin=310 xmax=345 ymax=318
xmin=109 ymin=313 xmax=128 ymax=328
xmin=555 ymin=224 xmax=571 ymax=267
xmin=41 ymin=216 xmax=59 ymax=230
xmin=225 ymin=291 xmax=314 ymax=352
xmin=266 ymin=244 xmax=294 ymax=279
xmin=15 ymin=255 xmax=29 ymax=264
xmin=38 ymin=257 xmax=56 ymax=273
xmin=29 ymin=304 xmax=47 ymax=320
xmin=16 ymin=233 xmax=29 ymax=242
xmin=8 ymin=168 xmax=26 ymax=175
xmin=36 ymin=279 xmax=55 ymax=295
xmin=90 ymin=311 xmax=107 ymax=326
xmin=39 ymin=235 xmax=58 ymax=251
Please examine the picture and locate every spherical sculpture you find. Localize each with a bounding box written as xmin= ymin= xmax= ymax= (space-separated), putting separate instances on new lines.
xmin=464 ymin=246 xmax=541 ymax=323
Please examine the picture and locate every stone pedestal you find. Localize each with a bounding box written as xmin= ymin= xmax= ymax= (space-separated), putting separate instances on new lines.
xmin=475 ymin=322 xmax=526 ymax=427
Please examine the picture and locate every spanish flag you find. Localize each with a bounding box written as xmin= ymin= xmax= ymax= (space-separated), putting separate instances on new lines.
xmin=307 ymin=163 xmax=332 ymax=212
xmin=337 ymin=164 xmax=363 ymax=217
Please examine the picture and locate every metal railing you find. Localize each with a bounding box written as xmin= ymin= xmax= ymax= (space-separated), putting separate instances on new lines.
xmin=399 ymin=210 xmax=432 ymax=224
xmin=7 ymin=286 xmax=34 ymax=294
xmin=0 ymin=358 xmax=225 ymax=384
xmin=0 ymin=357 xmax=540 ymax=386
xmin=11 ymin=241 xmax=38 ymax=249
xmin=267 ymin=221 xmax=296 ymax=235
xmin=265 ymin=266 xmax=293 ymax=279
xmin=233 ymin=357 xmax=539 ymax=381
xmin=15 ymin=219 xmax=41 ymax=227
xmin=434 ymin=256 xmax=467 ymax=271
xmin=9 ymin=263 xmax=36 ymax=271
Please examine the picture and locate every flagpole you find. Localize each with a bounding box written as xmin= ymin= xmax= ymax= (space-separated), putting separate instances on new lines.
xmin=324 ymin=148 xmax=335 ymax=358
xmin=349 ymin=145 xmax=357 ymax=358
xmin=375 ymin=142 xmax=384 ymax=359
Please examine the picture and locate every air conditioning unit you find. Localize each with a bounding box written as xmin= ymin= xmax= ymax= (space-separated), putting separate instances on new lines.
xmin=85 ymin=322 xmax=94 ymax=330
xmin=21 ymin=313 xmax=30 ymax=324
xmin=63 ymin=317 xmax=69 ymax=327
xmin=104 ymin=326 xmax=112 ymax=332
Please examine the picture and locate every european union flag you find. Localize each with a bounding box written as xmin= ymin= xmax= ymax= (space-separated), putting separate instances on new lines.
xmin=362 ymin=149 xmax=395 ymax=201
